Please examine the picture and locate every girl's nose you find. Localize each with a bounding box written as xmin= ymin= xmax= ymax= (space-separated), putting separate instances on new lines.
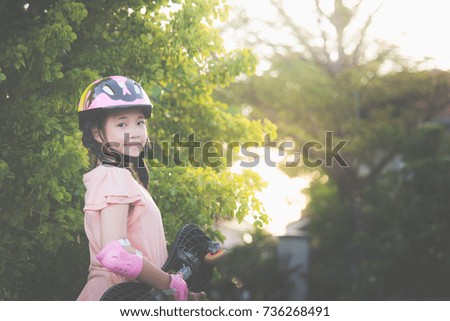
xmin=128 ymin=132 xmax=140 ymax=140
xmin=128 ymin=124 xmax=142 ymax=138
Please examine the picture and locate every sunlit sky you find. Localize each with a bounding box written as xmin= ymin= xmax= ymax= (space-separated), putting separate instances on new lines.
xmin=224 ymin=0 xmax=450 ymax=71
xmin=225 ymin=0 xmax=450 ymax=236
xmin=231 ymin=150 xmax=311 ymax=236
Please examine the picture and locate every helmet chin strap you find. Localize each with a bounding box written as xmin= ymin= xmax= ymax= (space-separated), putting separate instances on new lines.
xmin=103 ymin=140 xmax=149 ymax=166
xmin=98 ymin=143 xmax=149 ymax=188
xmin=99 ymin=145 xmax=136 ymax=167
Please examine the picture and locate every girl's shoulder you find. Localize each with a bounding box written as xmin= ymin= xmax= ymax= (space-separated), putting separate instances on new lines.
xmin=83 ymin=165 xmax=133 ymax=186
xmin=82 ymin=165 xmax=144 ymax=211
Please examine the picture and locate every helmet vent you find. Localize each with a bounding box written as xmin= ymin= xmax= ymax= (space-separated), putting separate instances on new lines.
xmin=103 ymin=85 xmax=114 ymax=96
xmin=134 ymin=83 xmax=141 ymax=95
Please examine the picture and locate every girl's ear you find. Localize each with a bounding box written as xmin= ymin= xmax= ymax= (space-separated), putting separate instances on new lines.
xmin=91 ymin=127 xmax=104 ymax=144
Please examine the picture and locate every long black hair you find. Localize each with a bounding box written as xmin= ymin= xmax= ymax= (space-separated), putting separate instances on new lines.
xmin=80 ymin=110 xmax=150 ymax=189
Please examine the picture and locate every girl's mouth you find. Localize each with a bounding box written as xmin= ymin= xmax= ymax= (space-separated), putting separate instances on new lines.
xmin=124 ymin=142 xmax=142 ymax=147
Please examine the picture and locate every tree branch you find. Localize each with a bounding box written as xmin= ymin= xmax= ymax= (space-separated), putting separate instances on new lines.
xmin=270 ymin=0 xmax=329 ymax=69
xmin=363 ymin=149 xmax=397 ymax=186
xmin=351 ymin=3 xmax=382 ymax=64
xmin=314 ymin=0 xmax=331 ymax=65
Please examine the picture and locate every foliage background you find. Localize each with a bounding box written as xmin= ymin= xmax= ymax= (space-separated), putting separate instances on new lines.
xmin=215 ymin=0 xmax=450 ymax=300
xmin=0 ymin=0 xmax=273 ymax=300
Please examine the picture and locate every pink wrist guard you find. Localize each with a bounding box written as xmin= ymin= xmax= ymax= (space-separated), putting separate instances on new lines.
xmin=167 ymin=274 xmax=188 ymax=301
xmin=96 ymin=239 xmax=143 ymax=279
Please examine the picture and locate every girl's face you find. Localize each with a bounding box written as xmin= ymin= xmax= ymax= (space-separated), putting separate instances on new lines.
xmin=93 ymin=108 xmax=148 ymax=158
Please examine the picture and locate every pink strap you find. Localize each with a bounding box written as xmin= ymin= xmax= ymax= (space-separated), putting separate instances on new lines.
xmin=169 ymin=274 xmax=188 ymax=301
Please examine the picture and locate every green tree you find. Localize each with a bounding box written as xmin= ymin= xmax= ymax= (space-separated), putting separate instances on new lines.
xmin=217 ymin=0 xmax=450 ymax=299
xmin=307 ymin=125 xmax=450 ymax=299
xmin=0 ymin=0 xmax=274 ymax=300
xmin=220 ymin=0 xmax=449 ymax=201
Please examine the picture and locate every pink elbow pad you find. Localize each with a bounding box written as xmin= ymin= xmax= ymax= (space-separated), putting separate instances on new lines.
xmin=168 ymin=274 xmax=188 ymax=301
xmin=96 ymin=239 xmax=143 ymax=279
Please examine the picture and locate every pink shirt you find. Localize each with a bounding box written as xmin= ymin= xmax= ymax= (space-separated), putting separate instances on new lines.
xmin=77 ymin=165 xmax=168 ymax=300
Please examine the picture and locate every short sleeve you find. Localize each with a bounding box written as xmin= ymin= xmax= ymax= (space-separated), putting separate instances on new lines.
xmin=83 ymin=166 xmax=143 ymax=212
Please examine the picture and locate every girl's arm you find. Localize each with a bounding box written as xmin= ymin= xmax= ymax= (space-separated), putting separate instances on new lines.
xmin=99 ymin=203 xmax=171 ymax=291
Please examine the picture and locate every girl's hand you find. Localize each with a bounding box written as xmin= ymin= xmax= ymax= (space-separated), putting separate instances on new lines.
xmin=169 ymin=273 xmax=188 ymax=300
xmin=188 ymin=291 xmax=207 ymax=301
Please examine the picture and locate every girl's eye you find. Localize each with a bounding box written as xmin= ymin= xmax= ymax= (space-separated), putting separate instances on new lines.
xmin=137 ymin=120 xmax=146 ymax=125
xmin=117 ymin=123 xmax=127 ymax=128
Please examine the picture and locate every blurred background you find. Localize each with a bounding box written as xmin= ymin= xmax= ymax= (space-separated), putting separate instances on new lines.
xmin=0 ymin=0 xmax=449 ymax=300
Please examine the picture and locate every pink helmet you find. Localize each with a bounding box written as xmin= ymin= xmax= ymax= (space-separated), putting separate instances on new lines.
xmin=77 ymin=76 xmax=153 ymax=129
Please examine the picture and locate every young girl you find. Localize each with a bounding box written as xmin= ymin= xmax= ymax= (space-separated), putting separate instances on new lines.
xmin=76 ymin=76 xmax=194 ymax=301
